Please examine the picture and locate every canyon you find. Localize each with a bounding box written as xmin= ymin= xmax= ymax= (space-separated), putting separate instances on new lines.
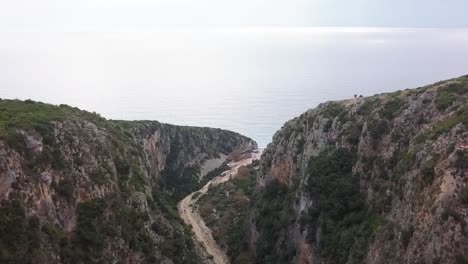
xmin=0 ymin=74 xmax=467 ymax=263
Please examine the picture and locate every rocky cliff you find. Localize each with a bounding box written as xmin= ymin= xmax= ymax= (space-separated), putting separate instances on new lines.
xmin=0 ymin=100 xmax=256 ymax=264
xmin=252 ymin=75 xmax=468 ymax=263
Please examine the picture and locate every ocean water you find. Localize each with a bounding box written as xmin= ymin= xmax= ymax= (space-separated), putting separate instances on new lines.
xmin=2 ymin=28 xmax=468 ymax=147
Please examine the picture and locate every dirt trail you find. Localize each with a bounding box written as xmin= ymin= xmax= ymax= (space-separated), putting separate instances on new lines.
xmin=178 ymin=151 xmax=261 ymax=264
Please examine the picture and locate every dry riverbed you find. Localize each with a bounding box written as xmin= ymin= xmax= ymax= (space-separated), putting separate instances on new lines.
xmin=178 ymin=151 xmax=261 ymax=264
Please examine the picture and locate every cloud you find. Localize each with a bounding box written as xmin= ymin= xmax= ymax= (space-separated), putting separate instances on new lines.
xmin=0 ymin=0 xmax=466 ymax=32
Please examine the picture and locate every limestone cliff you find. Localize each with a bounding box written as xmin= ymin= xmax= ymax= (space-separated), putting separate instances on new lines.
xmin=252 ymin=75 xmax=468 ymax=263
xmin=0 ymin=100 xmax=256 ymax=264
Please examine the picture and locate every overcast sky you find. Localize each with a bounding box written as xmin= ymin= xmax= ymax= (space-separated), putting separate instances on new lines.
xmin=1 ymin=0 xmax=467 ymax=32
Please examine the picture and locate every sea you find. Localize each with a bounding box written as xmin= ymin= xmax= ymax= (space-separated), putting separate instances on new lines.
xmin=2 ymin=28 xmax=468 ymax=147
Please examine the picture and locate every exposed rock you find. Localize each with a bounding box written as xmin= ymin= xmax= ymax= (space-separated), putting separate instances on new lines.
xmin=0 ymin=170 xmax=16 ymax=200
xmin=251 ymin=75 xmax=468 ymax=263
xmin=0 ymin=100 xmax=256 ymax=264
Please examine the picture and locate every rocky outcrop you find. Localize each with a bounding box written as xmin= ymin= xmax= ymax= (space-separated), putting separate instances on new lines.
xmin=0 ymin=100 xmax=256 ymax=264
xmin=251 ymin=75 xmax=468 ymax=263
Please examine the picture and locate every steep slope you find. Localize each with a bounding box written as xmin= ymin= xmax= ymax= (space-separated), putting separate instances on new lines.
xmin=0 ymin=100 xmax=256 ymax=264
xmin=252 ymin=76 xmax=468 ymax=263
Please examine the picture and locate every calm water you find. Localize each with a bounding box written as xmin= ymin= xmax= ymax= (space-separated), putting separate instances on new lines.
xmin=2 ymin=28 xmax=468 ymax=147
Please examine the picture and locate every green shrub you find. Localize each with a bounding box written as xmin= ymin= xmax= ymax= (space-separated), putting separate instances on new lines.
xmin=321 ymin=102 xmax=345 ymax=119
xmin=75 ymin=199 xmax=106 ymax=257
xmin=303 ymin=149 xmax=378 ymax=264
xmin=436 ymin=91 xmax=456 ymax=111
xmin=414 ymin=132 xmax=428 ymax=144
xmin=115 ymin=157 xmax=130 ymax=175
xmin=430 ymin=105 xmax=468 ymax=139
xmin=130 ymin=165 xmax=147 ymax=192
xmin=0 ymin=99 xmax=106 ymax=139
xmin=439 ymin=82 xmax=468 ymax=95
xmin=89 ymin=168 xmax=108 ymax=185
xmin=421 ymin=159 xmax=436 ymax=184
xmin=161 ymin=166 xmax=200 ymax=200
xmin=396 ymin=149 xmax=415 ymax=176
xmin=255 ymin=181 xmax=295 ymax=263
xmin=368 ymin=119 xmax=389 ymax=140
xmin=379 ymin=98 xmax=404 ymax=119
xmin=357 ymin=98 xmax=380 ymax=116
xmin=5 ymin=129 xmax=26 ymax=152
xmin=0 ymin=200 xmax=41 ymax=263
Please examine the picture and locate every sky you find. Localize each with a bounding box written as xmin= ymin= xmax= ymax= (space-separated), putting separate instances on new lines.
xmin=2 ymin=1 xmax=468 ymax=145
xmin=1 ymin=0 xmax=468 ymax=32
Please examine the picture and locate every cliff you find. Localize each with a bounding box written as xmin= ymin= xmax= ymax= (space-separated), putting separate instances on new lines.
xmin=0 ymin=100 xmax=256 ymax=264
xmin=252 ymin=75 xmax=468 ymax=263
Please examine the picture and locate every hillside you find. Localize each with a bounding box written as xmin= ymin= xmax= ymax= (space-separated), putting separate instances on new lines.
xmin=0 ymin=100 xmax=256 ymax=263
xmin=250 ymin=75 xmax=468 ymax=263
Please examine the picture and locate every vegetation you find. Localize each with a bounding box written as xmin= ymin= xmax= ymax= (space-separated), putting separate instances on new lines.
xmin=161 ymin=166 xmax=200 ymax=200
xmin=0 ymin=99 xmax=106 ymax=146
xmin=198 ymin=166 xmax=257 ymax=263
xmin=321 ymin=102 xmax=345 ymax=119
xmin=357 ymin=98 xmax=380 ymax=116
xmin=72 ymin=198 xmax=107 ymax=262
xmin=303 ymin=149 xmax=380 ymax=264
xmin=430 ymin=105 xmax=468 ymax=139
xmin=439 ymin=82 xmax=468 ymax=95
xmin=436 ymin=91 xmax=456 ymax=111
xmin=0 ymin=200 xmax=42 ymax=263
xmin=368 ymin=119 xmax=389 ymax=140
xmin=0 ymin=99 xmax=253 ymax=264
xmin=420 ymin=159 xmax=436 ymax=184
xmin=255 ymin=180 xmax=296 ymax=263
xmin=379 ymin=97 xmax=404 ymax=119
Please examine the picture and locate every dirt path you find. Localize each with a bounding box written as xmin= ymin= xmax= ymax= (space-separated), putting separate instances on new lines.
xmin=178 ymin=151 xmax=261 ymax=264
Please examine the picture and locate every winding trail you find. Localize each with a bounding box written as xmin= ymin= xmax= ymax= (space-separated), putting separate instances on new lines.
xmin=178 ymin=151 xmax=261 ymax=264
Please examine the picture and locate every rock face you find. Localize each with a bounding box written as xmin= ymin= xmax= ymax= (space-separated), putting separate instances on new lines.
xmin=0 ymin=100 xmax=256 ymax=264
xmin=251 ymin=76 xmax=468 ymax=263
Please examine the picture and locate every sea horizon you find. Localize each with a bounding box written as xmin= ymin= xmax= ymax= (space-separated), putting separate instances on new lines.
xmin=2 ymin=27 xmax=468 ymax=147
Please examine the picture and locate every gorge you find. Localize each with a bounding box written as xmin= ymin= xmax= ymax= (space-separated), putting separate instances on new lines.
xmin=0 ymin=74 xmax=468 ymax=264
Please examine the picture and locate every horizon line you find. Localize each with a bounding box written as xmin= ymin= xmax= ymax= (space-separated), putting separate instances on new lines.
xmin=4 ymin=26 xmax=468 ymax=34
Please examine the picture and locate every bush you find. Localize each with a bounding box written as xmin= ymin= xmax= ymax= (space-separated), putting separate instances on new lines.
xmin=303 ymin=149 xmax=378 ymax=263
xmin=5 ymin=129 xmax=26 ymax=153
xmin=115 ymin=157 xmax=130 ymax=175
xmin=421 ymin=159 xmax=436 ymax=184
xmin=430 ymin=106 xmax=468 ymax=139
xmin=436 ymin=91 xmax=456 ymax=111
xmin=357 ymin=98 xmax=380 ymax=116
xmin=321 ymin=102 xmax=345 ymax=119
xmin=379 ymin=98 xmax=404 ymax=119
xmin=161 ymin=166 xmax=200 ymax=200
xmin=368 ymin=119 xmax=389 ymax=140
xmin=256 ymin=180 xmax=295 ymax=263
xmin=0 ymin=200 xmax=41 ymax=263
xmin=396 ymin=149 xmax=415 ymax=176
xmin=75 ymin=199 xmax=106 ymax=256
xmin=439 ymin=82 xmax=468 ymax=95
